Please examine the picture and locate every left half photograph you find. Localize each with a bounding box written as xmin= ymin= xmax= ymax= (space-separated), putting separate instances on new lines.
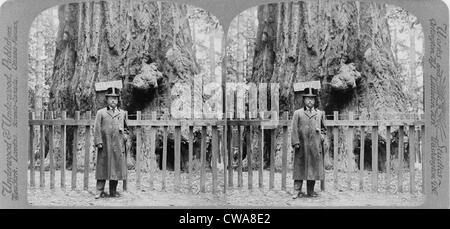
xmin=27 ymin=0 xmax=224 ymax=206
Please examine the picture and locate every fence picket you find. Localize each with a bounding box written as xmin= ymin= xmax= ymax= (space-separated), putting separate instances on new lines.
xmin=227 ymin=125 xmax=234 ymax=188
xmin=61 ymin=111 xmax=67 ymax=189
xmin=29 ymin=112 xmax=35 ymax=188
xmin=359 ymin=125 xmax=365 ymax=191
xmin=248 ymin=83 xmax=258 ymax=118
xmin=238 ymin=125 xmax=243 ymax=188
xmin=421 ymin=125 xmax=425 ymax=194
xmin=174 ymin=125 xmax=181 ymax=192
xmin=398 ymin=125 xmax=404 ymax=193
xmin=72 ymin=111 xmax=80 ymax=190
xmin=372 ymin=125 xmax=379 ymax=192
xmin=40 ymin=111 xmax=45 ymax=188
xmin=123 ymin=111 xmax=128 ymax=191
xmin=188 ymin=125 xmax=193 ymax=192
xmin=149 ymin=112 xmax=157 ymax=190
xmin=200 ymin=126 xmax=207 ymax=193
xmin=281 ymin=112 xmax=288 ymax=191
xmin=270 ymin=83 xmax=279 ymax=116
xmin=259 ymin=112 xmax=264 ymax=188
xmin=269 ymin=124 xmax=276 ymax=190
xmin=222 ymin=126 xmax=228 ymax=193
xmin=333 ymin=111 xmax=339 ymax=189
xmin=83 ymin=111 xmax=91 ymax=190
xmin=136 ymin=111 xmax=142 ymax=191
xmin=246 ymin=125 xmax=253 ymax=190
xmin=409 ymin=125 xmax=416 ymax=194
xmin=49 ymin=111 xmax=55 ymax=190
xmin=212 ymin=126 xmax=219 ymax=194
xmin=386 ymin=126 xmax=391 ymax=192
xmin=347 ymin=112 xmax=354 ymax=190
xmin=162 ymin=113 xmax=168 ymax=191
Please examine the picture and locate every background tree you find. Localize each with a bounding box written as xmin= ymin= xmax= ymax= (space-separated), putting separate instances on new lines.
xmin=35 ymin=1 xmax=220 ymax=172
xmin=28 ymin=6 xmax=58 ymax=167
xmin=227 ymin=1 xmax=423 ymax=172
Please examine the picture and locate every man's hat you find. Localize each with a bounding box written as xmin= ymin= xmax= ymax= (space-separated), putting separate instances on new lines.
xmin=302 ymin=87 xmax=318 ymax=97
xmin=105 ymin=87 xmax=121 ymax=97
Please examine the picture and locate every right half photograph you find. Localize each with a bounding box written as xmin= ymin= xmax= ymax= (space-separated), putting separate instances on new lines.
xmin=224 ymin=0 xmax=425 ymax=206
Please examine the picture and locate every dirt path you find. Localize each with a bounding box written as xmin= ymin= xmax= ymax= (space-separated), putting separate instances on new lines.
xmin=28 ymin=170 xmax=425 ymax=207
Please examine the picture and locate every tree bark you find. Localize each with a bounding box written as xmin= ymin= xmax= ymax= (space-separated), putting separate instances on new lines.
xmin=248 ymin=1 xmax=410 ymax=171
xmin=50 ymin=1 xmax=199 ymax=172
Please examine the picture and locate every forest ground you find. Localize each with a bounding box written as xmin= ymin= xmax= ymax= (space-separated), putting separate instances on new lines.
xmin=28 ymin=169 xmax=424 ymax=207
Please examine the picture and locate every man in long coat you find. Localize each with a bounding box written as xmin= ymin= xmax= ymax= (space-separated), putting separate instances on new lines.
xmin=93 ymin=87 xmax=129 ymax=198
xmin=291 ymin=87 xmax=327 ymax=198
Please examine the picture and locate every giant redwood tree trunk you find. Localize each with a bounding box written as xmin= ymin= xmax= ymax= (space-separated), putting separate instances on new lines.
xmin=50 ymin=1 xmax=199 ymax=172
xmin=249 ymin=1 xmax=411 ymax=172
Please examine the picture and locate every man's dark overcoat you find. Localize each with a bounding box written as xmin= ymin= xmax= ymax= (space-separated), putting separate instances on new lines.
xmin=93 ymin=107 xmax=128 ymax=180
xmin=291 ymin=108 xmax=327 ymax=180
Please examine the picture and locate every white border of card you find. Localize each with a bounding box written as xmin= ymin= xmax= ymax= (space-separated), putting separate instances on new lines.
xmin=0 ymin=0 xmax=448 ymax=208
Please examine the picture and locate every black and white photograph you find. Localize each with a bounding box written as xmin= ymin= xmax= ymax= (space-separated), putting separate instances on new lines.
xmin=20 ymin=0 xmax=435 ymax=207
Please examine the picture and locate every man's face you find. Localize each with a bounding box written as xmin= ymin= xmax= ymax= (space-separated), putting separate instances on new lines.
xmin=304 ymin=97 xmax=315 ymax=108
xmin=106 ymin=96 xmax=118 ymax=108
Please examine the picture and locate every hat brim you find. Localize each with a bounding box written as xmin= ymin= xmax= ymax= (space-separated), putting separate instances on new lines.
xmin=105 ymin=94 xmax=120 ymax=97
xmin=302 ymin=94 xmax=317 ymax=97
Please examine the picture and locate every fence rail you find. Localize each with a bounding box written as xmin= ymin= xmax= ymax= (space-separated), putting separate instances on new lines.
xmin=28 ymin=110 xmax=425 ymax=195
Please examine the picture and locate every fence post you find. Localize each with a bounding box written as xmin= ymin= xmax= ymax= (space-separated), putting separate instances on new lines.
xmin=61 ymin=111 xmax=67 ymax=189
xmin=29 ymin=112 xmax=35 ymax=188
xmin=258 ymin=83 xmax=267 ymax=189
xmin=222 ymin=125 xmax=228 ymax=194
xmin=269 ymin=113 xmax=276 ymax=190
xmin=281 ymin=112 xmax=288 ymax=191
xmin=135 ymin=111 xmax=142 ymax=191
xmin=40 ymin=111 xmax=45 ymax=188
xmin=227 ymin=85 xmax=235 ymax=188
xmin=123 ymin=111 xmax=128 ymax=192
xmin=238 ymin=124 xmax=243 ymax=188
xmin=248 ymin=85 xmax=257 ymax=190
xmin=49 ymin=111 xmax=55 ymax=190
xmin=174 ymin=124 xmax=181 ymax=192
xmin=83 ymin=111 xmax=91 ymax=191
xmin=346 ymin=112 xmax=354 ymax=190
xmin=212 ymin=125 xmax=219 ymax=194
xmin=72 ymin=111 xmax=80 ymax=190
xmin=371 ymin=120 xmax=379 ymax=192
xmin=398 ymin=125 xmax=404 ymax=193
xmin=188 ymin=125 xmax=194 ymax=193
xmin=259 ymin=112 xmax=264 ymax=189
xmin=359 ymin=116 xmax=366 ymax=191
xmin=333 ymin=111 xmax=339 ymax=190
xmin=386 ymin=125 xmax=391 ymax=192
xmin=149 ymin=111 xmax=157 ymax=190
xmin=421 ymin=124 xmax=425 ymax=194
xmin=200 ymin=125 xmax=207 ymax=193
xmin=409 ymin=125 xmax=416 ymax=194
xmin=162 ymin=113 xmax=168 ymax=192
xmin=246 ymin=123 xmax=253 ymax=190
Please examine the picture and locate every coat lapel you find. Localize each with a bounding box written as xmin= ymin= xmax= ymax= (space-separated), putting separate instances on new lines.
xmin=304 ymin=108 xmax=318 ymax=119
xmin=106 ymin=108 xmax=120 ymax=118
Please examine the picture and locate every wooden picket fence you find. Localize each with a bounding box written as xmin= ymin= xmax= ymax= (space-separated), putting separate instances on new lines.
xmin=28 ymin=82 xmax=425 ymax=195
xmin=28 ymin=109 xmax=425 ymax=195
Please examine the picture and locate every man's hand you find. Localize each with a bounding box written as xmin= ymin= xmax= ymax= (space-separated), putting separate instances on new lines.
xmin=97 ymin=143 xmax=103 ymax=149
xmin=293 ymin=144 xmax=300 ymax=149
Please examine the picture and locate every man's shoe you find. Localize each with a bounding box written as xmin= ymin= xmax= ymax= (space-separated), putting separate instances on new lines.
xmin=306 ymin=191 xmax=319 ymax=198
xmin=95 ymin=191 xmax=107 ymax=199
xmin=292 ymin=191 xmax=306 ymax=199
xmin=110 ymin=191 xmax=121 ymax=198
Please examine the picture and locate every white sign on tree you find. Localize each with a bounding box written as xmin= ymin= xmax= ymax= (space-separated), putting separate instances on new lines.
xmin=293 ymin=80 xmax=321 ymax=92
xmin=95 ymin=80 xmax=123 ymax=91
